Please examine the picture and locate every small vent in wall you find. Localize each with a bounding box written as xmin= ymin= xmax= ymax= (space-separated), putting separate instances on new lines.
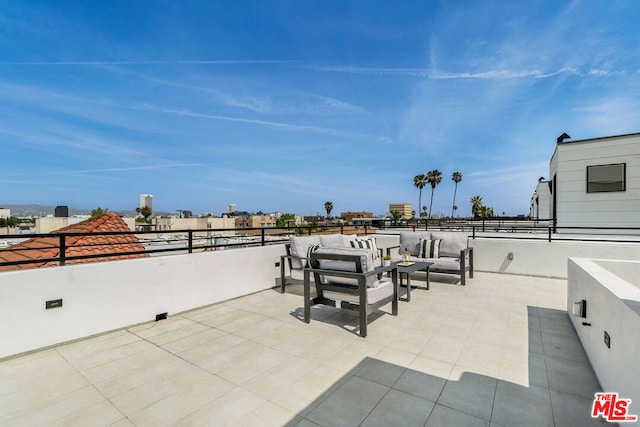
xmin=155 ymin=312 xmax=168 ymax=321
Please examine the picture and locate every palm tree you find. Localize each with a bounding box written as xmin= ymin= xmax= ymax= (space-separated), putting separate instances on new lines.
xmin=451 ymin=172 xmax=462 ymax=218
xmin=426 ymin=169 xmax=442 ymax=218
xmin=324 ymin=201 xmax=333 ymax=219
xmin=387 ymin=210 xmax=403 ymax=226
xmin=413 ymin=174 xmax=427 ymax=218
xmin=470 ymin=195 xmax=483 ymax=218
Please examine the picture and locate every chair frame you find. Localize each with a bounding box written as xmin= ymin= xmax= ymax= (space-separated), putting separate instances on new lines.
xmin=303 ymin=252 xmax=398 ymax=337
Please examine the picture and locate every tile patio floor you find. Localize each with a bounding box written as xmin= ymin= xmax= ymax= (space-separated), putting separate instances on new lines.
xmin=0 ymin=272 xmax=610 ymax=426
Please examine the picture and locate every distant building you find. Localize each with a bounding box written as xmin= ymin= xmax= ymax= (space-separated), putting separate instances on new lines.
xmin=388 ymin=203 xmax=412 ymax=219
xmin=0 ymin=208 xmax=10 ymax=219
xmin=54 ymin=205 xmax=69 ymax=218
xmin=235 ymin=215 xmax=276 ymax=229
xmin=541 ymin=132 xmax=640 ymax=233
xmin=228 ymin=204 xmax=237 ymax=214
xmin=139 ymin=194 xmax=153 ymax=211
xmin=340 ymin=211 xmax=373 ymax=223
xmin=303 ymin=215 xmax=325 ymax=223
xmin=153 ymin=216 xmax=235 ymax=233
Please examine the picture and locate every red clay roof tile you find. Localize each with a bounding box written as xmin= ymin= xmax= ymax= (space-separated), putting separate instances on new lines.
xmin=0 ymin=212 xmax=148 ymax=272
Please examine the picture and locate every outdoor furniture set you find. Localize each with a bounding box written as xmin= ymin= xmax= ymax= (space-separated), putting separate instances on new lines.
xmin=281 ymin=231 xmax=473 ymax=337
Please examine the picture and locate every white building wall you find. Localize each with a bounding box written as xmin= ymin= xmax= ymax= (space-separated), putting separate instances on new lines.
xmin=0 ymin=208 xmax=10 ymax=219
xmin=552 ymin=134 xmax=640 ymax=232
xmin=530 ymin=181 xmax=551 ymax=220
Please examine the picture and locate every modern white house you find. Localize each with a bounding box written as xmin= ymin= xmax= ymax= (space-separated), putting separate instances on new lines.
xmin=539 ymin=132 xmax=640 ymax=233
xmin=529 ymin=177 xmax=551 ymax=221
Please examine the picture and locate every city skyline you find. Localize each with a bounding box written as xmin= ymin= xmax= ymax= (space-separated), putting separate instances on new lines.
xmin=1 ymin=1 xmax=640 ymax=217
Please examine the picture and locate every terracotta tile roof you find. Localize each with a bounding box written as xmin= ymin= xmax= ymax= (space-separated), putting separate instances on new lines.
xmin=0 ymin=212 xmax=148 ymax=272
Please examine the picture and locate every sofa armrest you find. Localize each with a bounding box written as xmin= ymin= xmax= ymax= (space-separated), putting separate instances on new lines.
xmin=460 ymin=247 xmax=474 ymax=277
xmin=386 ymin=245 xmax=400 ymax=257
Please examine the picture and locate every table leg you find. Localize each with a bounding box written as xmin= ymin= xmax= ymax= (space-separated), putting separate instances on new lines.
xmin=406 ymin=274 xmax=411 ymax=302
xmin=426 ymin=267 xmax=430 ymax=290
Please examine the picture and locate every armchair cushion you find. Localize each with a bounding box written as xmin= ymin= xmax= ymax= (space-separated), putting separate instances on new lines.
xmin=289 ymin=235 xmax=321 ymax=269
xmin=314 ymin=246 xmax=377 ymax=287
xmin=324 ymin=279 xmax=394 ymax=305
xmin=319 ymin=234 xmax=349 ymax=247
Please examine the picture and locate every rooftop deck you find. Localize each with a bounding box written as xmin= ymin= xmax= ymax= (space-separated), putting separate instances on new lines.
xmin=0 ymin=272 xmax=604 ymax=426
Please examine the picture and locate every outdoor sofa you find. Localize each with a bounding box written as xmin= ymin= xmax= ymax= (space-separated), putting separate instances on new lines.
xmin=387 ymin=231 xmax=474 ymax=286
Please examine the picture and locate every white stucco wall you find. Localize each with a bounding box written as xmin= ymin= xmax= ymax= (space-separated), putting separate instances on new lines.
xmin=567 ymin=258 xmax=640 ymax=406
xmin=470 ymin=237 xmax=640 ymax=279
xmin=0 ymin=245 xmax=285 ymax=359
xmin=551 ymin=134 xmax=640 ymax=232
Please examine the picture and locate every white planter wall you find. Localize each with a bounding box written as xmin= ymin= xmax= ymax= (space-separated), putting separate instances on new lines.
xmin=567 ymin=258 xmax=640 ymax=405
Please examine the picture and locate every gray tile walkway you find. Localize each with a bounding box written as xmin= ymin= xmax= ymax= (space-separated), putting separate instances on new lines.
xmin=0 ymin=272 xmax=611 ymax=426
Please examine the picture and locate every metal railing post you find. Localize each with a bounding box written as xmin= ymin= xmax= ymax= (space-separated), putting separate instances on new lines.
xmin=548 ymin=227 xmax=552 ymax=242
xmin=188 ymin=231 xmax=193 ymax=253
xmin=59 ymin=235 xmax=66 ymax=266
xmin=482 ymin=219 xmax=485 ymax=232
xmin=308 ymin=226 xmax=311 ymax=236
xmin=364 ymin=224 xmax=368 ymax=235
xmin=261 ymin=228 xmax=265 ymax=246
xmin=472 ymin=226 xmax=476 ymax=239
xmin=340 ymin=224 xmax=344 ymax=234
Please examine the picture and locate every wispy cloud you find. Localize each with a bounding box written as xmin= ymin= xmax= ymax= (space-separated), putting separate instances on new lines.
xmin=132 ymin=104 xmax=390 ymax=142
xmin=0 ymin=60 xmax=298 ymax=66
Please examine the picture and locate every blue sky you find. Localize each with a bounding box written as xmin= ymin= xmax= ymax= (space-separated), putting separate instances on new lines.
xmin=1 ymin=1 xmax=639 ymax=217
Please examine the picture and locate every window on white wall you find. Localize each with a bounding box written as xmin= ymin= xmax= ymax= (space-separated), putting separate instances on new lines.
xmin=586 ymin=163 xmax=626 ymax=193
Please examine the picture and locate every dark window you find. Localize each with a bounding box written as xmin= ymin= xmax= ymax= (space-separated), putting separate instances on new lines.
xmin=587 ymin=163 xmax=625 ymax=193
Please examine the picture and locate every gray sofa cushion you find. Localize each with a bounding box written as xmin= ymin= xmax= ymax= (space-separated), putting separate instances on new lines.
xmin=430 ymin=232 xmax=469 ymax=258
xmin=398 ymin=231 xmax=431 ymax=256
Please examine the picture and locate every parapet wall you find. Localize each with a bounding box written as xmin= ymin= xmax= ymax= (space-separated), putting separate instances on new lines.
xmin=0 ymin=245 xmax=284 ymax=359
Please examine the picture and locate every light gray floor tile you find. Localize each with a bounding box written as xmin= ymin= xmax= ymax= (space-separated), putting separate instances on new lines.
xmin=438 ymin=369 xmax=497 ymax=421
xmin=550 ymin=389 xmax=609 ymax=427
xmin=491 ymin=381 xmax=553 ymax=427
xmin=306 ymin=376 xmax=389 ymax=427
xmin=545 ymin=355 xmax=601 ymax=399
xmin=426 ymin=404 xmax=490 ymax=427
xmin=361 ymin=389 xmax=434 ymax=426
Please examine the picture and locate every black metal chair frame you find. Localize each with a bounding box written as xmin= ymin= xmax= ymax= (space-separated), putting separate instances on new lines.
xmin=303 ymin=252 xmax=398 ymax=337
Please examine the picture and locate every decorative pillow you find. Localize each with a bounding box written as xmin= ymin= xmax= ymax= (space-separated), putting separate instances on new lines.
xmin=350 ymin=237 xmax=379 ymax=259
xmin=306 ymin=244 xmax=320 ymax=267
xmin=419 ymin=238 xmax=441 ymax=258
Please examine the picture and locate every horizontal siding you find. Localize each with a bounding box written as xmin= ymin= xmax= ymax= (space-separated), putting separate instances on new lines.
xmin=555 ymin=136 xmax=640 ymax=229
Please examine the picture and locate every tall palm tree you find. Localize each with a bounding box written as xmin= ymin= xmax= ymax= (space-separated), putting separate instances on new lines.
xmin=470 ymin=195 xmax=483 ymax=218
xmin=426 ymin=169 xmax=442 ymax=218
xmin=451 ymin=172 xmax=463 ymax=218
xmin=413 ymin=174 xmax=427 ymax=218
xmin=324 ymin=201 xmax=333 ymax=218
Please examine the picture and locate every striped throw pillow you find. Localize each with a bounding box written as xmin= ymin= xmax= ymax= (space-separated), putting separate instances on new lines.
xmin=305 ymin=244 xmax=320 ymax=267
xmin=350 ymin=237 xmax=379 ymax=259
xmin=419 ymin=239 xmax=441 ymax=258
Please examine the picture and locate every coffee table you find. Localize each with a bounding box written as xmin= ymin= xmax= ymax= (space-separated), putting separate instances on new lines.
xmin=396 ymin=261 xmax=433 ymax=302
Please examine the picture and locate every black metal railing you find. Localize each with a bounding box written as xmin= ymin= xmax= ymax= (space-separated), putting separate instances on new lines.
xmin=1 ymin=221 xmax=639 ymax=270
xmin=0 ymin=224 xmax=371 ymax=269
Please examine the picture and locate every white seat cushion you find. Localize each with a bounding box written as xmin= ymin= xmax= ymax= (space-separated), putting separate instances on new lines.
xmin=323 ymin=280 xmax=394 ymax=305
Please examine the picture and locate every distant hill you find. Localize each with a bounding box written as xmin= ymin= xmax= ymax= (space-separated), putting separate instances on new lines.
xmin=0 ymin=204 xmax=173 ymax=218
